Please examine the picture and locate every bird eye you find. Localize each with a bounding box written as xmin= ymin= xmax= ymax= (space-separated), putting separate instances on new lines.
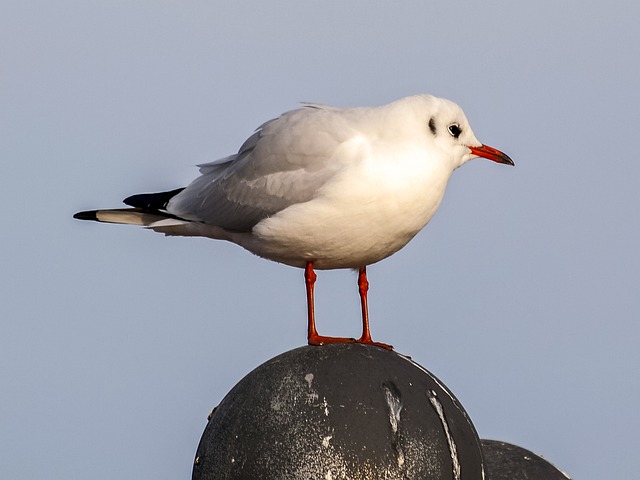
xmin=448 ymin=123 xmax=461 ymax=138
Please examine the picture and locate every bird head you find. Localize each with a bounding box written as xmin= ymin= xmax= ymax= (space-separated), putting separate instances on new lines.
xmin=412 ymin=95 xmax=514 ymax=170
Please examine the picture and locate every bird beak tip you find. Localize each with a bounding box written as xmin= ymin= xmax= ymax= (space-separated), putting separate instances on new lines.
xmin=469 ymin=144 xmax=514 ymax=166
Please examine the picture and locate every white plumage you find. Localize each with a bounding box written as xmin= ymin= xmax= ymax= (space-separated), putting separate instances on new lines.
xmin=75 ymin=94 xmax=513 ymax=348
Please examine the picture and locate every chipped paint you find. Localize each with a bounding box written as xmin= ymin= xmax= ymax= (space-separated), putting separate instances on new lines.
xmin=429 ymin=389 xmax=461 ymax=480
xmin=383 ymin=382 xmax=405 ymax=468
xmin=305 ymin=373 xmax=314 ymax=388
xmin=321 ymin=397 xmax=329 ymax=416
xmin=384 ymin=385 xmax=402 ymax=434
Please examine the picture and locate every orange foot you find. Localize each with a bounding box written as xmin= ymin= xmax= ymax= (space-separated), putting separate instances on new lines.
xmin=308 ymin=334 xmax=356 ymax=346
xmin=357 ymin=337 xmax=393 ymax=351
xmin=308 ymin=334 xmax=393 ymax=350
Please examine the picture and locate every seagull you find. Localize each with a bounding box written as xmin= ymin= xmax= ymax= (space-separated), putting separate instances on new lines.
xmin=74 ymin=94 xmax=513 ymax=350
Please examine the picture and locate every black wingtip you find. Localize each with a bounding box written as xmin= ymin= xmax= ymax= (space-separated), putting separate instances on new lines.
xmin=124 ymin=187 xmax=184 ymax=210
xmin=73 ymin=210 xmax=99 ymax=221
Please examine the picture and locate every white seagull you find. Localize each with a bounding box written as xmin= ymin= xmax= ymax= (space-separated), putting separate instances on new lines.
xmin=74 ymin=94 xmax=513 ymax=349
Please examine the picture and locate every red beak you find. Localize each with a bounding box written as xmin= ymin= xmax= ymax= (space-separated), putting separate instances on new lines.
xmin=468 ymin=144 xmax=514 ymax=166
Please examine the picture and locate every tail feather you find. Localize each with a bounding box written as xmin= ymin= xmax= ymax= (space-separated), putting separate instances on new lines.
xmin=74 ymin=187 xmax=186 ymax=226
xmin=73 ymin=208 xmax=182 ymax=226
xmin=73 ymin=207 xmax=230 ymax=240
xmin=73 ymin=187 xmax=231 ymax=240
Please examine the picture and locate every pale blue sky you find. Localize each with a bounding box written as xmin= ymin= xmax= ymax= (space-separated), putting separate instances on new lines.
xmin=2 ymin=1 xmax=639 ymax=479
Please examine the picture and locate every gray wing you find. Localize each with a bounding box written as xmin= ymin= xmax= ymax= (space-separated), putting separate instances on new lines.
xmin=167 ymin=105 xmax=360 ymax=231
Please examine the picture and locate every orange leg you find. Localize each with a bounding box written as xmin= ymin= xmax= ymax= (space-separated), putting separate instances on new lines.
xmin=305 ymin=261 xmax=355 ymax=346
xmin=356 ymin=266 xmax=393 ymax=350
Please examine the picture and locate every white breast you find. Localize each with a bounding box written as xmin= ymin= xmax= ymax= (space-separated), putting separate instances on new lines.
xmin=234 ymin=139 xmax=453 ymax=269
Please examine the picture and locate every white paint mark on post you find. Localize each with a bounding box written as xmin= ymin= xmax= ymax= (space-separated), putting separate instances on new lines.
xmin=428 ymin=389 xmax=461 ymax=480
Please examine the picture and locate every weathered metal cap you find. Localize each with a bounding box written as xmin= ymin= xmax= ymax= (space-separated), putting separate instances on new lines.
xmin=193 ymin=343 xmax=483 ymax=479
xmin=482 ymin=439 xmax=572 ymax=480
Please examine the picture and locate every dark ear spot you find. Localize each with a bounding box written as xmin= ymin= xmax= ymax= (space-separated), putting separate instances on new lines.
xmin=428 ymin=117 xmax=436 ymax=135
